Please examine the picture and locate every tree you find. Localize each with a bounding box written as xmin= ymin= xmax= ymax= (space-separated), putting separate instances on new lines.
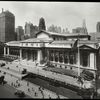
xmin=39 ymin=17 xmax=46 ymax=31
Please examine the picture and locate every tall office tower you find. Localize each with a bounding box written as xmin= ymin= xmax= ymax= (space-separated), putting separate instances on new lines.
xmin=0 ymin=8 xmax=15 ymax=42
xmin=16 ymin=26 xmax=24 ymax=41
xmin=24 ymin=22 xmax=33 ymax=36
xmin=96 ymin=22 xmax=100 ymax=32
xmin=72 ymin=19 xmax=88 ymax=34
xmin=82 ymin=19 xmax=88 ymax=34
xmin=24 ymin=22 xmax=39 ymax=38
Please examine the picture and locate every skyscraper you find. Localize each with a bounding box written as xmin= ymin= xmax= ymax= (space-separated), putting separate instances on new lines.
xmin=24 ymin=22 xmax=38 ymax=37
xmin=0 ymin=8 xmax=15 ymax=42
xmin=96 ymin=22 xmax=100 ymax=32
xmin=24 ymin=22 xmax=32 ymax=36
xmin=82 ymin=19 xmax=88 ymax=34
xmin=16 ymin=26 xmax=24 ymax=41
xmin=72 ymin=19 xmax=88 ymax=34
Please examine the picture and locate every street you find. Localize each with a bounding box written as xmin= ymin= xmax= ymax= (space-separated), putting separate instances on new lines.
xmin=0 ymin=84 xmax=31 ymax=98
xmin=0 ymin=59 xmax=100 ymax=98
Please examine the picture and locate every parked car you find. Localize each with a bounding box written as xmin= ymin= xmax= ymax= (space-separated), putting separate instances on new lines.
xmin=14 ymin=90 xmax=25 ymax=97
xmin=1 ymin=63 xmax=5 ymax=67
xmin=21 ymin=68 xmax=27 ymax=74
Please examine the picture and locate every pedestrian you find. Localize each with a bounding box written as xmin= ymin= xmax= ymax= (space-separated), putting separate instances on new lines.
xmin=49 ymin=95 xmax=51 ymax=99
xmin=11 ymin=82 xmax=13 ymax=86
xmin=57 ymin=95 xmax=60 ymax=99
xmin=13 ymin=83 xmax=15 ymax=87
xmin=28 ymin=88 xmax=30 ymax=92
xmin=16 ymin=80 xmax=18 ymax=83
xmin=38 ymin=86 xmax=41 ymax=91
xmin=27 ymin=82 xmax=29 ymax=86
xmin=18 ymin=83 xmax=20 ymax=87
xmin=16 ymin=66 xmax=18 ymax=68
xmin=32 ymin=87 xmax=34 ymax=91
xmin=34 ymin=92 xmax=37 ymax=97
xmin=41 ymin=91 xmax=44 ymax=98
xmin=42 ymin=87 xmax=44 ymax=90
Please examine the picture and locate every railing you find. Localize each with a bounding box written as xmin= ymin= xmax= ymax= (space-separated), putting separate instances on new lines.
xmin=50 ymin=61 xmax=96 ymax=71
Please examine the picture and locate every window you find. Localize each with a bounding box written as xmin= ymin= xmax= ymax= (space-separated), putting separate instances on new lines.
xmin=36 ymin=43 xmax=38 ymax=46
xmin=26 ymin=43 xmax=28 ymax=46
xmin=53 ymin=37 xmax=55 ymax=40
xmin=31 ymin=43 xmax=34 ymax=46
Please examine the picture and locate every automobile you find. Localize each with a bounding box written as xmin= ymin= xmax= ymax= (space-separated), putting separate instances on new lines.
xmin=1 ymin=63 xmax=5 ymax=67
xmin=21 ymin=68 xmax=27 ymax=74
xmin=14 ymin=90 xmax=25 ymax=97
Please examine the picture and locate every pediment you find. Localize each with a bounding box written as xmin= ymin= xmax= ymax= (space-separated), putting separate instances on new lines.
xmin=79 ymin=45 xmax=95 ymax=50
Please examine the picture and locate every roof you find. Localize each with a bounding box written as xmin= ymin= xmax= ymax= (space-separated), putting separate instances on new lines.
xmin=6 ymin=41 xmax=21 ymax=44
xmin=0 ymin=10 xmax=14 ymax=17
xmin=21 ymin=38 xmax=53 ymax=43
xmin=35 ymin=30 xmax=90 ymax=37
xmin=6 ymin=41 xmax=20 ymax=46
xmin=51 ymin=40 xmax=97 ymax=45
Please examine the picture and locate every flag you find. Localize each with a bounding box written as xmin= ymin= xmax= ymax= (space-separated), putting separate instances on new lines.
xmin=72 ymin=39 xmax=78 ymax=48
xmin=72 ymin=38 xmax=79 ymax=50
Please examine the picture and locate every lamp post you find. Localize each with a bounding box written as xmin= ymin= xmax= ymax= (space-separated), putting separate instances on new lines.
xmin=94 ymin=69 xmax=98 ymax=99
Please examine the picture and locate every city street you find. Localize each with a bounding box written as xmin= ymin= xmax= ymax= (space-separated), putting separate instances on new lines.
xmin=0 ymin=82 xmax=31 ymax=98
xmin=0 ymin=61 xmax=66 ymax=99
xmin=1 ymin=59 xmax=100 ymax=99
xmin=0 ymin=84 xmax=19 ymax=98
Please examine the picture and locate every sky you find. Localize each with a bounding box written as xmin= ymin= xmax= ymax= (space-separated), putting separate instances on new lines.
xmin=0 ymin=1 xmax=100 ymax=33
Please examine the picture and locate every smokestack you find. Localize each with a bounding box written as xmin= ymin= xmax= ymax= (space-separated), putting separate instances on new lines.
xmin=2 ymin=8 xmax=4 ymax=12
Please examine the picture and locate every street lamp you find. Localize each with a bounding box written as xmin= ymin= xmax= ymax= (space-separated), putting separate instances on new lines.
xmin=94 ymin=69 xmax=98 ymax=99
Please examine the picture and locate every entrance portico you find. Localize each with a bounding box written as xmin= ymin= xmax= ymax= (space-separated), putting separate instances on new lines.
xmin=21 ymin=47 xmax=43 ymax=64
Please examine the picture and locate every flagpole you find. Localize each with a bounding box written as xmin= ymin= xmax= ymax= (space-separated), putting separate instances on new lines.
xmin=78 ymin=34 xmax=80 ymax=76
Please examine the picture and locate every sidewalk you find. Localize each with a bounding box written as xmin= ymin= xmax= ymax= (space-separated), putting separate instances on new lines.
xmin=15 ymin=60 xmax=80 ymax=87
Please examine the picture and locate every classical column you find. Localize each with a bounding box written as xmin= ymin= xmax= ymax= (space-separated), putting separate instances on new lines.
xmin=7 ymin=47 xmax=9 ymax=55
xmin=90 ymin=53 xmax=95 ymax=69
xmin=58 ymin=51 xmax=60 ymax=63
xmin=63 ymin=51 xmax=64 ymax=64
xmin=53 ymin=50 xmax=55 ymax=62
xmin=31 ymin=50 xmax=33 ymax=61
xmin=4 ymin=47 xmax=6 ymax=56
xmin=33 ymin=51 xmax=34 ymax=61
xmin=68 ymin=52 xmax=70 ymax=65
xmin=20 ymin=49 xmax=22 ymax=59
xmin=26 ymin=50 xmax=28 ymax=60
xmin=37 ymin=50 xmax=43 ymax=63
